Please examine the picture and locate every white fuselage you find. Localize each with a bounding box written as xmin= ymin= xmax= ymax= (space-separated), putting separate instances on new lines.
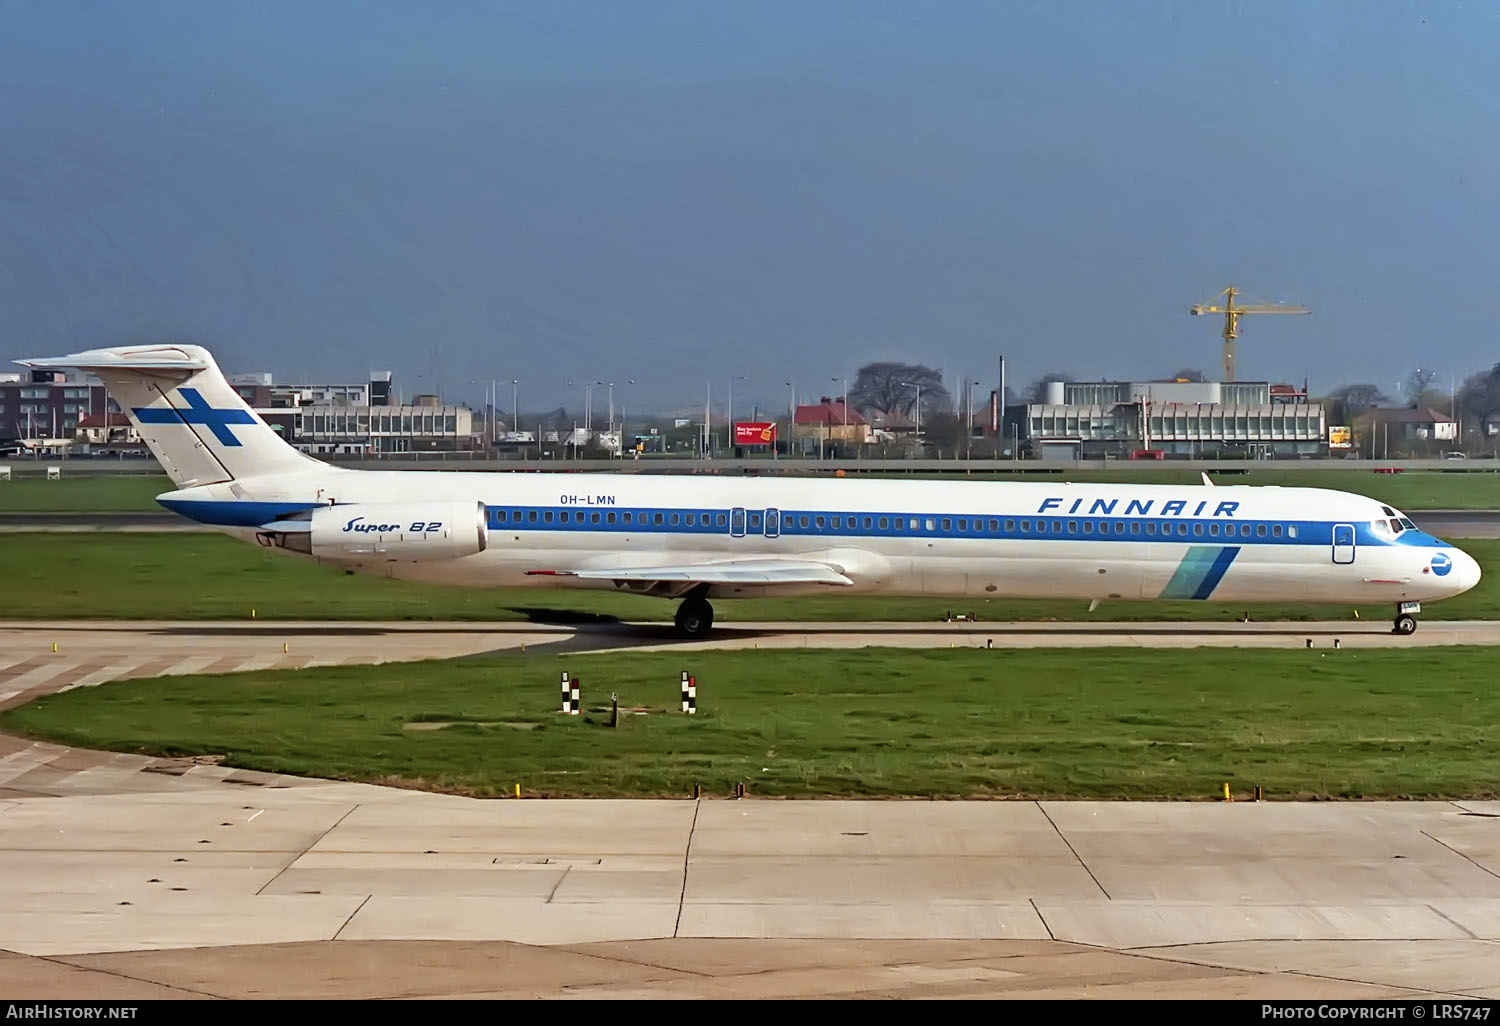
xmin=165 ymin=469 xmax=1482 ymax=607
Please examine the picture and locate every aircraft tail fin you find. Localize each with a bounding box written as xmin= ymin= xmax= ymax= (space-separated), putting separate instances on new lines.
xmin=17 ymin=344 xmax=324 ymax=488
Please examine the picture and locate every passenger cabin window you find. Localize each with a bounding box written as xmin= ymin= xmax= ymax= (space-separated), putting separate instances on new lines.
xmin=591 ymin=512 xmax=600 ymax=524
xmin=1114 ymin=522 xmax=1125 ymax=534
xmin=1209 ymin=523 xmax=1219 ymax=536
xmin=799 ymin=515 xmax=810 ymax=528
xmin=1256 ymin=524 xmax=1267 ymax=537
xmin=1067 ymin=520 xmax=1077 ymax=533
xmin=1005 ymin=520 xmax=1015 ymax=532
xmin=831 ymin=516 xmax=841 ymax=529
xmin=940 ymin=518 xmax=950 ymax=531
xmin=815 ymin=516 xmax=826 ymax=529
xmin=878 ymin=517 xmax=889 ymax=530
xmin=1146 ymin=522 xmax=1156 ymax=535
xmin=608 ymin=512 xmax=617 ymax=524
xmin=1288 ymin=525 xmax=1299 ymax=538
xmin=1035 ymin=521 xmax=1046 ymax=534
xmin=1130 ymin=522 xmax=1141 ymax=535
xmin=1272 ymin=525 xmax=1283 ymax=537
xmin=715 ymin=513 xmax=727 ymax=527
xmin=1082 ymin=521 xmax=1093 ymax=534
xmin=544 ymin=511 xmax=554 ymax=523
xmin=653 ymin=513 xmax=664 ymax=525
xmin=1193 ymin=523 xmax=1204 ymax=536
xmin=527 ymin=511 xmax=538 ymax=522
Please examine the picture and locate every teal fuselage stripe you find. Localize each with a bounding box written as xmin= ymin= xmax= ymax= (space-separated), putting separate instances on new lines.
xmin=1161 ymin=545 xmax=1241 ymax=600
xmin=1193 ymin=546 xmax=1241 ymax=600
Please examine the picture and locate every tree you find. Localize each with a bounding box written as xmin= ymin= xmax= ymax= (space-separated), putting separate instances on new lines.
xmin=849 ymin=362 xmax=951 ymax=424
xmin=1024 ymin=371 xmax=1072 ymax=403
xmin=1457 ymin=363 xmax=1500 ymax=416
xmin=1404 ymin=367 xmax=1442 ymax=408
xmin=1169 ymin=368 xmax=1208 ymax=382
xmin=1326 ymin=383 xmax=1388 ymax=418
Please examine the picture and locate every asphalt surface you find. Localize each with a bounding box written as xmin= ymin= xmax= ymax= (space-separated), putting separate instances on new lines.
xmin=0 ymin=619 xmax=1497 ymax=998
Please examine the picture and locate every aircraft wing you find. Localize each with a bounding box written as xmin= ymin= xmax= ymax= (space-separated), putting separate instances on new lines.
xmin=527 ymin=558 xmax=854 ymax=587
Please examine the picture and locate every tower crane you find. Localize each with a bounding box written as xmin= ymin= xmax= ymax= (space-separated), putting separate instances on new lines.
xmin=1189 ymin=287 xmax=1310 ymax=382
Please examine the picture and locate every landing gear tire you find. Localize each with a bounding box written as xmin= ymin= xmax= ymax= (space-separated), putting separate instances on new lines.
xmin=1393 ymin=614 xmax=1417 ymax=636
xmin=674 ymin=597 xmax=715 ymax=638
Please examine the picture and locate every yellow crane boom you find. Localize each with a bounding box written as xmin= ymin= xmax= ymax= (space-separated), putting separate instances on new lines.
xmin=1189 ymin=286 xmax=1310 ymax=382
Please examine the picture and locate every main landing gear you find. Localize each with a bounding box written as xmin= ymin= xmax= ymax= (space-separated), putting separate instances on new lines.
xmin=674 ymin=586 xmax=715 ymax=639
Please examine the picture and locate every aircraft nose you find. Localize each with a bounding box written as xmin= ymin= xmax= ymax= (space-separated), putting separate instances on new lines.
xmin=1451 ymin=547 xmax=1482 ymax=594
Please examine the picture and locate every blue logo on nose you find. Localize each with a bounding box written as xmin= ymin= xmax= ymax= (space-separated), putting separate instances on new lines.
xmin=1431 ymin=553 xmax=1453 ymax=577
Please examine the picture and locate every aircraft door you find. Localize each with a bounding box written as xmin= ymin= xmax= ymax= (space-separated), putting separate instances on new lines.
xmin=764 ymin=508 xmax=780 ymax=538
xmin=730 ymin=507 xmax=746 ymax=538
xmin=1332 ymin=523 xmax=1356 ymax=565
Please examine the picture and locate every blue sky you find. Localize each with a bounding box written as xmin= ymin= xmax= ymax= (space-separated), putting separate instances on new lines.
xmin=2 ymin=1 xmax=1495 ymax=413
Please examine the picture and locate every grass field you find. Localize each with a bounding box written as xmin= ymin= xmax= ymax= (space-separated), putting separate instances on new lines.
xmin=0 ymin=475 xmax=171 ymax=512
xmin=2 ymin=533 xmax=1497 ymax=622
xmin=5 ymin=646 xmax=1495 ymax=799
xmin=0 ymin=468 xmax=1496 ymax=512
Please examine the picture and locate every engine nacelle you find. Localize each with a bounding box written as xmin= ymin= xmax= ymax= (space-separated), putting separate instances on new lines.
xmin=295 ymin=501 xmax=488 ymax=561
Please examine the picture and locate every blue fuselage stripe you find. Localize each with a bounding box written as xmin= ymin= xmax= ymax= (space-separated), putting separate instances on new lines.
xmin=156 ymin=498 xmax=1443 ymax=551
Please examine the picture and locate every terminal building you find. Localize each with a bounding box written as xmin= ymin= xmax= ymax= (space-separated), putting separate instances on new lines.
xmin=228 ymin=371 xmax=471 ymax=455
xmin=0 ymin=369 xmax=110 ymax=444
xmin=1011 ymin=379 xmax=1327 ymax=459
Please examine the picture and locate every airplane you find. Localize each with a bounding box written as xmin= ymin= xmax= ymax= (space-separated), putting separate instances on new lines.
xmin=19 ymin=344 xmax=1482 ymax=638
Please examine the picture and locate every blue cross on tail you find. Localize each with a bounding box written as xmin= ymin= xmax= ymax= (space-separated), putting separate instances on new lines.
xmin=133 ymin=388 xmax=257 ymax=447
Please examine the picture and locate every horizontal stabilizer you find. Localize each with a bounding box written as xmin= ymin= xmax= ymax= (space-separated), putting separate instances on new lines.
xmin=19 ymin=345 xmax=211 ymax=374
xmin=529 ymin=558 xmax=854 ymax=587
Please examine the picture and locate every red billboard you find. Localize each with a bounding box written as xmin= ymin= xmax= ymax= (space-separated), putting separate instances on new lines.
xmin=734 ymin=422 xmax=776 ymax=446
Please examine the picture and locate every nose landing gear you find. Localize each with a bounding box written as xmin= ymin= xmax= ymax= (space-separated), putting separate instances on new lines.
xmin=1392 ymin=603 xmax=1420 ymax=636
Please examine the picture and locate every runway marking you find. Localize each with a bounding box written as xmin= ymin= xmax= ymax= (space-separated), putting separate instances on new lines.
xmin=228 ymin=656 xmax=284 ymax=674
xmin=158 ymin=655 xmax=220 ymax=677
xmin=2 ymin=661 xmax=85 ymax=694
xmin=66 ymin=661 xmax=149 ymax=689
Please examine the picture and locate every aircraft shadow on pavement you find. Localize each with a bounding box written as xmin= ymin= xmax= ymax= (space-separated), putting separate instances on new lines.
xmin=504 ymin=606 xmax=624 ymax=626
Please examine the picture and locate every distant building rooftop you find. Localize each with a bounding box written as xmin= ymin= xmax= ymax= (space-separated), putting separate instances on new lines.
xmin=1364 ymin=407 xmax=1455 ymax=424
xmin=794 ymin=398 xmax=866 ymax=427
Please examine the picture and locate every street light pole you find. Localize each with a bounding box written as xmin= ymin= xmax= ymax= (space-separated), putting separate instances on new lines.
xmin=966 ymin=378 xmax=976 ymax=460
xmin=784 ymin=381 xmax=795 ymax=460
xmin=727 ymin=375 xmax=745 ymax=457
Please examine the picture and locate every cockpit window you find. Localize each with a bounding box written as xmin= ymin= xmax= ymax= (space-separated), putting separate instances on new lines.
xmin=1381 ymin=506 xmax=1396 ymax=517
xmin=1400 ymin=518 xmax=1417 ymax=531
xmin=1390 ymin=519 xmax=1404 ymax=534
xmin=1373 ymin=520 xmax=1390 ymax=536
